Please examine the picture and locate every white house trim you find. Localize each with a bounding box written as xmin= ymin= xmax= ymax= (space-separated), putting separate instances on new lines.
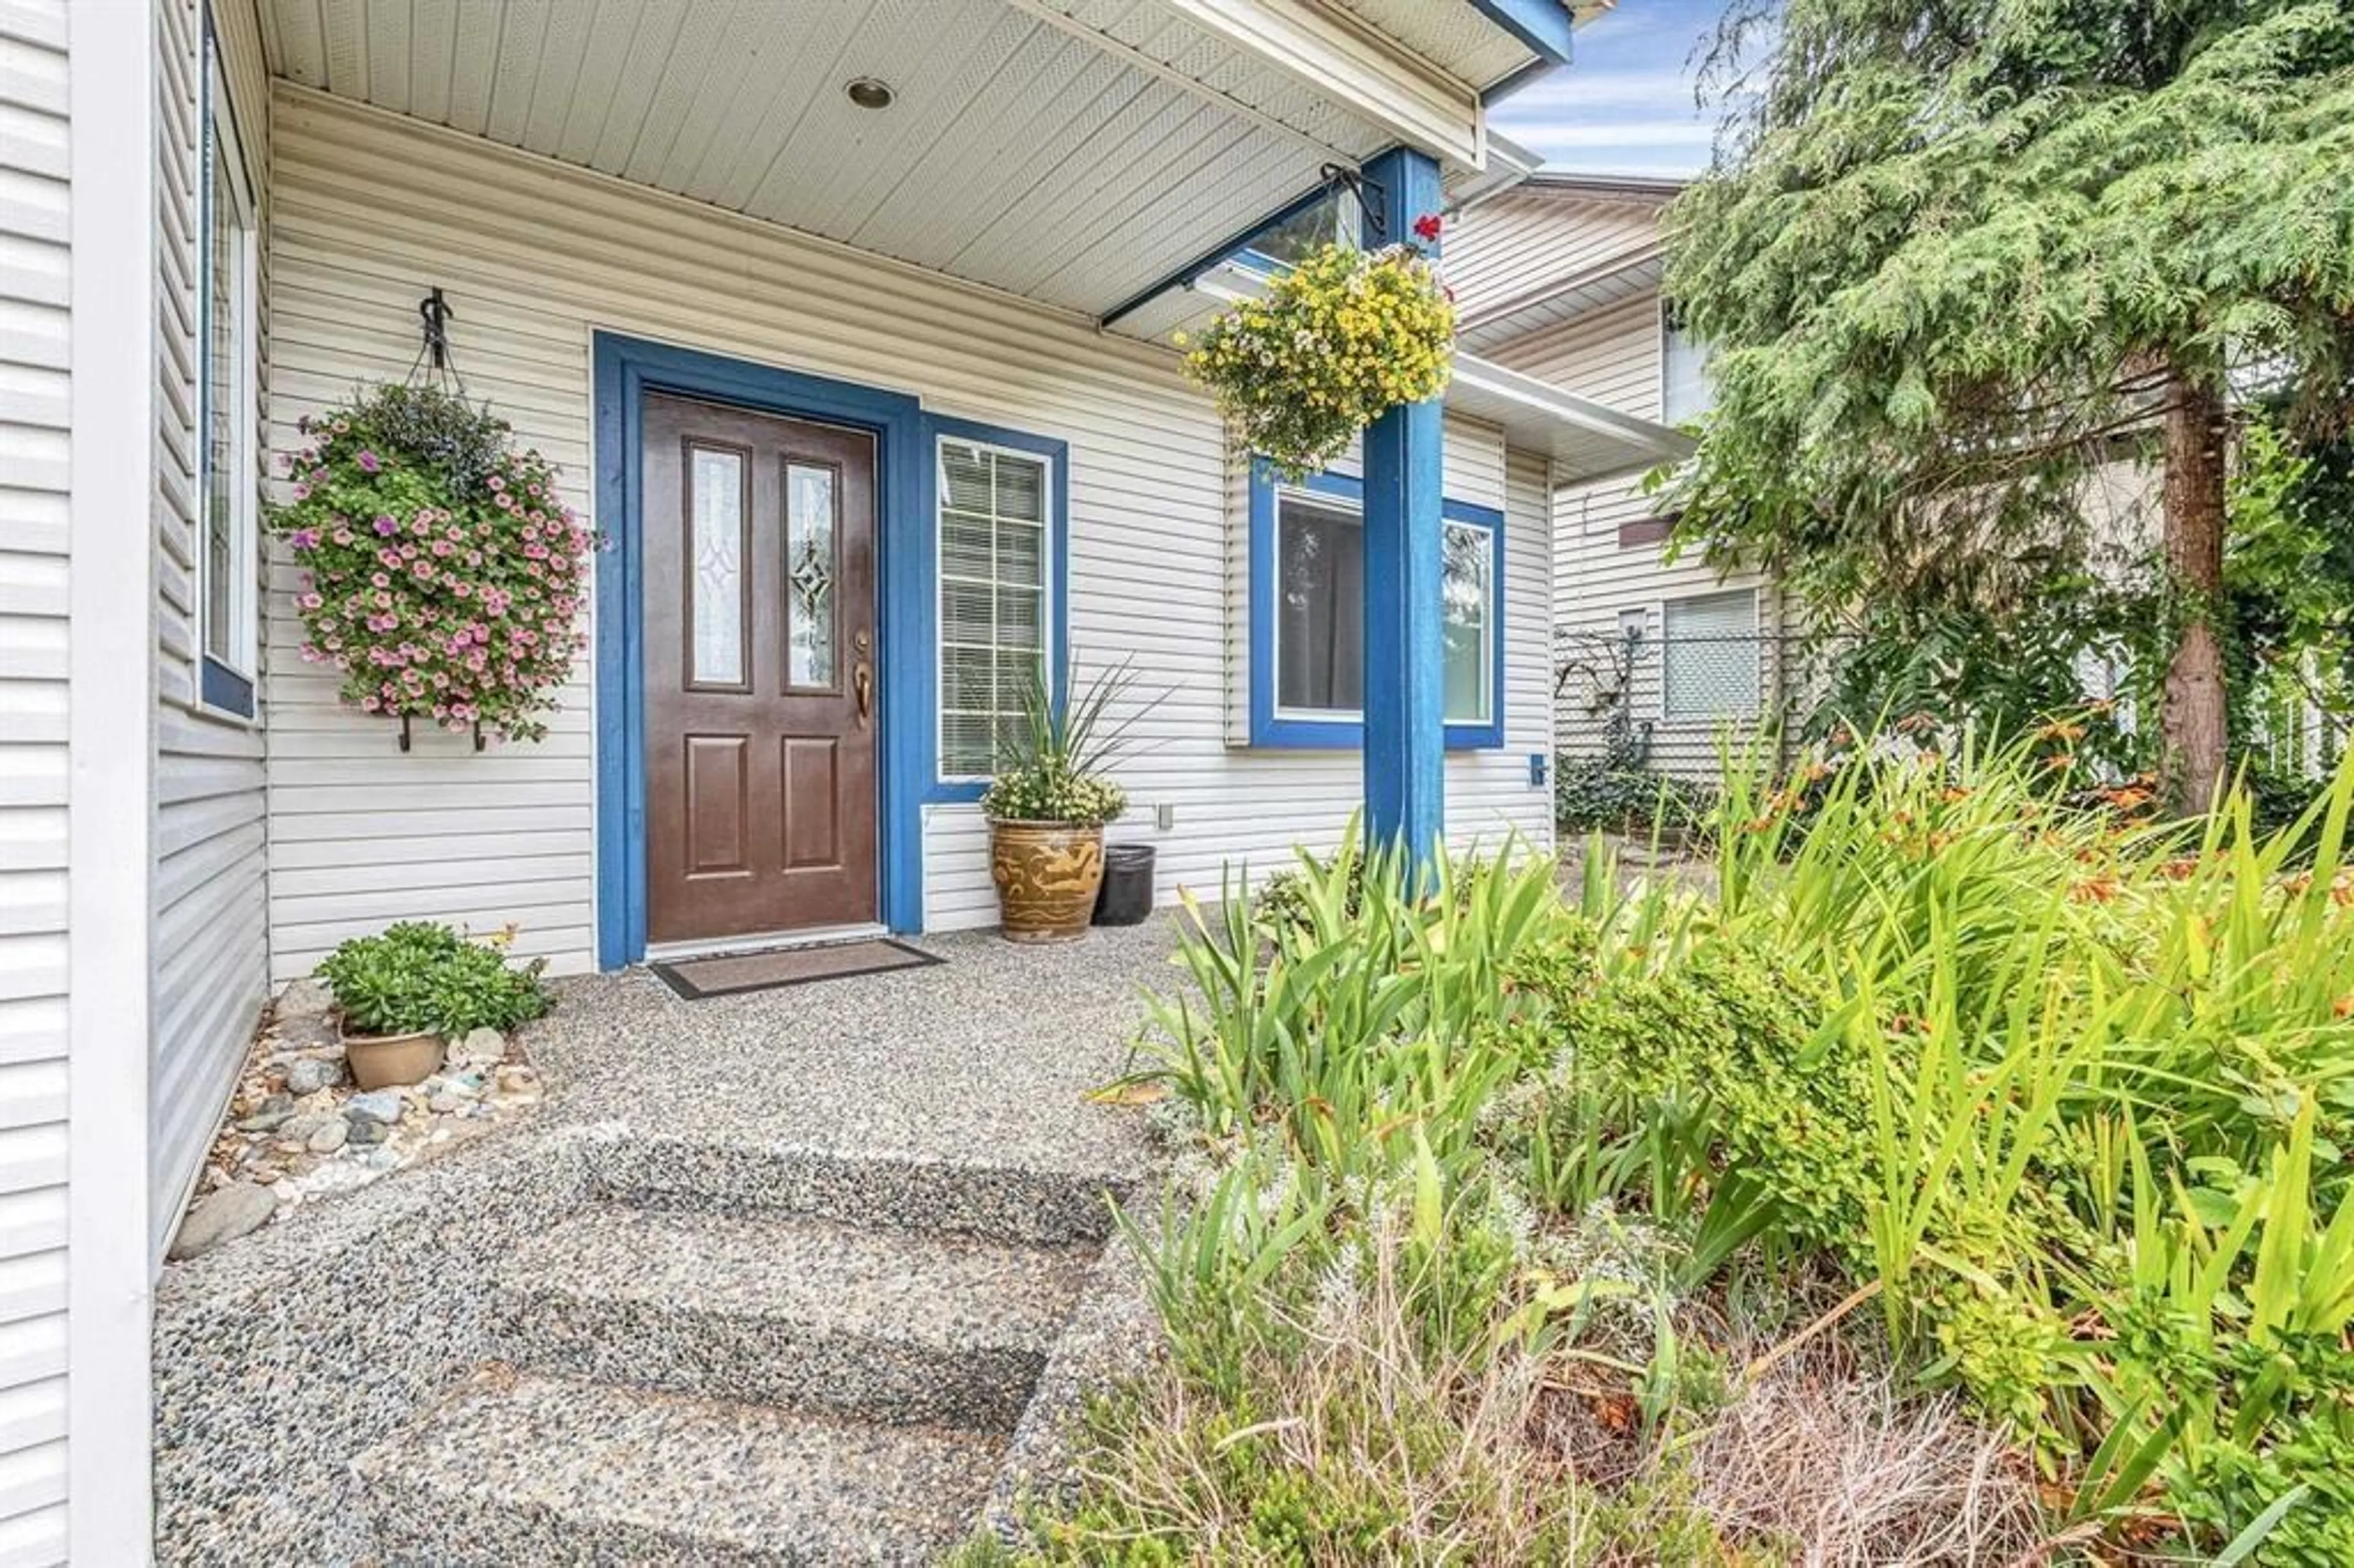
xmin=66 ymin=0 xmax=159 ymax=1553
xmin=1151 ymin=0 xmax=1489 ymax=168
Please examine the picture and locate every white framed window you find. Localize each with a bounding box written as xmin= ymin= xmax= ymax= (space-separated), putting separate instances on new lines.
xmin=1661 ymin=588 xmax=1760 ymax=718
xmin=197 ymin=39 xmax=260 ymax=714
xmin=1271 ymin=488 xmax=1495 ymax=725
xmin=1441 ymin=516 xmax=1495 ymax=726
xmin=937 ymin=438 xmax=1051 ymax=779
xmin=1661 ymin=308 xmax=1714 ymax=427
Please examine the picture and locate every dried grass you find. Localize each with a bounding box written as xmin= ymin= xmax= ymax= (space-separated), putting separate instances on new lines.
xmin=1677 ymin=1345 xmax=2049 ymax=1566
xmin=1054 ymin=1223 xmax=2055 ymax=1566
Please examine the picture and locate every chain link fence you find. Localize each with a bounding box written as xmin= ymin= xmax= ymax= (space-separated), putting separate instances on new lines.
xmin=1553 ymin=625 xmax=2345 ymax=792
xmin=1552 ymin=626 xmax=1821 ymax=783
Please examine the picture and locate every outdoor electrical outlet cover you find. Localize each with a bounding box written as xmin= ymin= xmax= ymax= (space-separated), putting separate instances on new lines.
xmin=1155 ymin=802 xmax=1176 ymax=831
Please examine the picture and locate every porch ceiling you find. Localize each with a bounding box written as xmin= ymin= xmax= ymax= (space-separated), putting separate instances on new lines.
xmin=256 ymin=0 xmax=1562 ymax=321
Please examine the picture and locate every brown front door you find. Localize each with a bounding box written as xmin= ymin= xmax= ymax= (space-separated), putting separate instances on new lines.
xmin=642 ymin=393 xmax=878 ymax=944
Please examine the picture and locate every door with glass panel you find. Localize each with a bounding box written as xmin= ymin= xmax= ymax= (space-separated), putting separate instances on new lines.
xmin=641 ymin=394 xmax=877 ymax=943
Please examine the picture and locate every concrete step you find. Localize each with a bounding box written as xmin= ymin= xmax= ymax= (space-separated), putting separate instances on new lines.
xmin=354 ymin=1369 xmax=1000 ymax=1566
xmin=488 ymin=1205 xmax=1096 ymax=1431
xmin=583 ymin=1134 xmax=1127 ymax=1246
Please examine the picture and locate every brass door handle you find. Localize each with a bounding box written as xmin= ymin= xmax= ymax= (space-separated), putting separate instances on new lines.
xmin=855 ymin=662 xmax=872 ymax=725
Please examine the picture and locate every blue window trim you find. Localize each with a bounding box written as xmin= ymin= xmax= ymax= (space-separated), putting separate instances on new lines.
xmin=1247 ymin=463 xmax=1506 ymax=751
xmin=919 ymin=417 xmax=1070 ymax=806
xmin=591 ymin=332 xmax=927 ymax=967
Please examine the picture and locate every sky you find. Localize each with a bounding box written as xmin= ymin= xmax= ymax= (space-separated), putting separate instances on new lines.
xmin=1487 ymin=0 xmax=1738 ymax=179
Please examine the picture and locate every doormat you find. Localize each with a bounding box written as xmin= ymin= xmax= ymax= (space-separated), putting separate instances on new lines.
xmin=650 ymin=938 xmax=943 ymax=1000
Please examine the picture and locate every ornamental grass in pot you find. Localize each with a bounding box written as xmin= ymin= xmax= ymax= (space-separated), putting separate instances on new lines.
xmin=983 ymin=658 xmax=1150 ymax=943
xmin=316 ymin=921 xmax=552 ymax=1089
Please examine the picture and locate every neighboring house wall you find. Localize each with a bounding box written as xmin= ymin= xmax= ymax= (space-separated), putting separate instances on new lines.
xmin=1442 ymin=185 xmax=1659 ymax=326
xmin=0 ymin=2 xmax=74 ymax=1554
xmin=150 ymin=0 xmax=273 ymax=1260
xmin=261 ymin=89 xmax=1555 ymax=978
xmin=1491 ymin=289 xmax=1785 ymax=782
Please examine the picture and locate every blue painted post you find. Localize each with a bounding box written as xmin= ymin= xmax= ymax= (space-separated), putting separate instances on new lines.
xmin=1358 ymin=147 xmax=1447 ymax=883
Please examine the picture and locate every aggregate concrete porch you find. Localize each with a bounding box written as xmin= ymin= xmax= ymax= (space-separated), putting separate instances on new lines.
xmin=154 ymin=919 xmax=1184 ymax=1566
xmin=530 ymin=922 xmax=1176 ymax=1186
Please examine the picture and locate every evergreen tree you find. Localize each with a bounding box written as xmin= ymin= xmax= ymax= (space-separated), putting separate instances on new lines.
xmin=1664 ymin=0 xmax=2354 ymax=811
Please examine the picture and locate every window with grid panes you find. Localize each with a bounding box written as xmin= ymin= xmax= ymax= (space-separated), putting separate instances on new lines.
xmin=937 ymin=440 xmax=1049 ymax=778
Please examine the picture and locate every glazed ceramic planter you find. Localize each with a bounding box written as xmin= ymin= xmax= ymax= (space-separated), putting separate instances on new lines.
xmin=989 ymin=821 xmax=1107 ymax=943
xmin=342 ymin=1026 xmax=445 ymax=1090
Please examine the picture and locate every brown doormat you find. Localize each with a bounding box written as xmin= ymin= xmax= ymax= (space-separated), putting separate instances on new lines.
xmin=650 ymin=938 xmax=942 ymax=1000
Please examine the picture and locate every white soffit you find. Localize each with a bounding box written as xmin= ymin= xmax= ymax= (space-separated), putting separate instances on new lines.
xmin=1175 ymin=262 xmax=1692 ymax=481
xmin=257 ymin=0 xmax=1545 ymax=320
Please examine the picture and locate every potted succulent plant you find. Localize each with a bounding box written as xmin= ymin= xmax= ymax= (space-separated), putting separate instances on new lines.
xmin=982 ymin=657 xmax=1149 ymax=943
xmin=315 ymin=921 xmax=552 ymax=1089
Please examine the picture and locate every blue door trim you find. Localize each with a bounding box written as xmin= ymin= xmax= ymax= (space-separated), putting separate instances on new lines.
xmin=1246 ymin=465 xmax=1507 ymax=751
xmin=592 ymin=332 xmax=926 ymax=969
xmin=918 ymin=416 xmax=1072 ymax=805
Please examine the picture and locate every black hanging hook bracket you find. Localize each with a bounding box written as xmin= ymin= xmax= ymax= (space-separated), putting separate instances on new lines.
xmin=419 ymin=286 xmax=454 ymax=371
xmin=1320 ymin=162 xmax=1387 ymax=239
xmin=395 ymin=714 xmax=487 ymax=752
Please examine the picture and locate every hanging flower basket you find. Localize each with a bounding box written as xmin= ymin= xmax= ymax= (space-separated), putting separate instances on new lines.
xmin=1181 ymin=234 xmax=1455 ymax=481
xmin=267 ymin=384 xmax=590 ymax=744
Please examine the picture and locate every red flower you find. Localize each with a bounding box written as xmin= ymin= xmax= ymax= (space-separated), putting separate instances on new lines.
xmin=1412 ymin=211 xmax=1443 ymax=243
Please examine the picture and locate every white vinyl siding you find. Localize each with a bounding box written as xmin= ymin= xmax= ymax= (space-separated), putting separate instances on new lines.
xmin=1 ymin=1 xmax=74 ymax=1552
xmin=937 ymin=440 xmax=1049 ymax=781
xmin=152 ymin=0 xmax=273 ymax=1258
xmin=262 ymin=88 xmax=1555 ymax=962
xmin=1442 ymin=185 xmax=1664 ymax=351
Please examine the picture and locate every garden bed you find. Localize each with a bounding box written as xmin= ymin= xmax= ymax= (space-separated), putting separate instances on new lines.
xmin=172 ymin=980 xmax=546 ymax=1260
xmin=972 ymin=735 xmax=2354 ymax=1564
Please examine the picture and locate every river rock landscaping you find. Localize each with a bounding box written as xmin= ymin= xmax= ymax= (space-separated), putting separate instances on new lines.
xmin=170 ymin=981 xmax=545 ymax=1261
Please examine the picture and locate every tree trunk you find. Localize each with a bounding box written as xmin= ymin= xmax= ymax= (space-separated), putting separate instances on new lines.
xmin=2159 ymin=375 xmax=2229 ymax=816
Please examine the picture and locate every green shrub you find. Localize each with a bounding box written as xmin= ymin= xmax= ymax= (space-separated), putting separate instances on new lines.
xmin=1067 ymin=737 xmax=2353 ymax=1562
xmin=1496 ymin=940 xmax=1874 ymax=1282
xmin=1553 ymin=755 xmax=1715 ymax=838
xmin=316 ymin=921 xmax=550 ymax=1037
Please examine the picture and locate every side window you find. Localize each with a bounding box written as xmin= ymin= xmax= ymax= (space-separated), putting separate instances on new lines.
xmin=199 ymin=40 xmax=259 ymax=715
xmin=1661 ymin=311 xmax=1713 ymax=427
xmin=1268 ymin=486 xmax=1496 ymax=727
xmin=1661 ymin=590 xmax=1759 ymax=718
xmin=937 ymin=439 xmax=1051 ymax=778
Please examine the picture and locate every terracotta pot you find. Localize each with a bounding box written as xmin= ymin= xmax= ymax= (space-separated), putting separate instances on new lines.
xmin=342 ymin=1027 xmax=445 ymax=1090
xmin=989 ymin=820 xmax=1107 ymax=943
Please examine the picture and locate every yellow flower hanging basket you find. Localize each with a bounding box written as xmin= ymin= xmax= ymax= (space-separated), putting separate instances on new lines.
xmin=1181 ymin=240 xmax=1455 ymax=481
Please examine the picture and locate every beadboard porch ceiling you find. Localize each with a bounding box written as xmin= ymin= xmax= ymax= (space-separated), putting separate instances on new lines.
xmin=254 ymin=0 xmax=1565 ymax=321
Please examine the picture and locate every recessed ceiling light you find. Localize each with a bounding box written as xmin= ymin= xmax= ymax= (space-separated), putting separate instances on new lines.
xmin=845 ymin=77 xmax=894 ymax=110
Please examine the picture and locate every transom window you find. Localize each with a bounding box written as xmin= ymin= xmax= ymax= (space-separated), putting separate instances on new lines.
xmin=1272 ymin=489 xmax=1496 ymax=726
xmin=937 ymin=439 xmax=1051 ymax=778
xmin=199 ymin=38 xmax=259 ymax=715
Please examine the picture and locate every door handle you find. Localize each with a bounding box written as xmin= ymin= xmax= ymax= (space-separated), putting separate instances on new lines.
xmin=855 ymin=661 xmax=872 ymax=726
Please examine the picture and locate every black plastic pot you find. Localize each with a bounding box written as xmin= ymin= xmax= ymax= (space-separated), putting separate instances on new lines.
xmin=1092 ymin=843 xmax=1157 ymax=926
